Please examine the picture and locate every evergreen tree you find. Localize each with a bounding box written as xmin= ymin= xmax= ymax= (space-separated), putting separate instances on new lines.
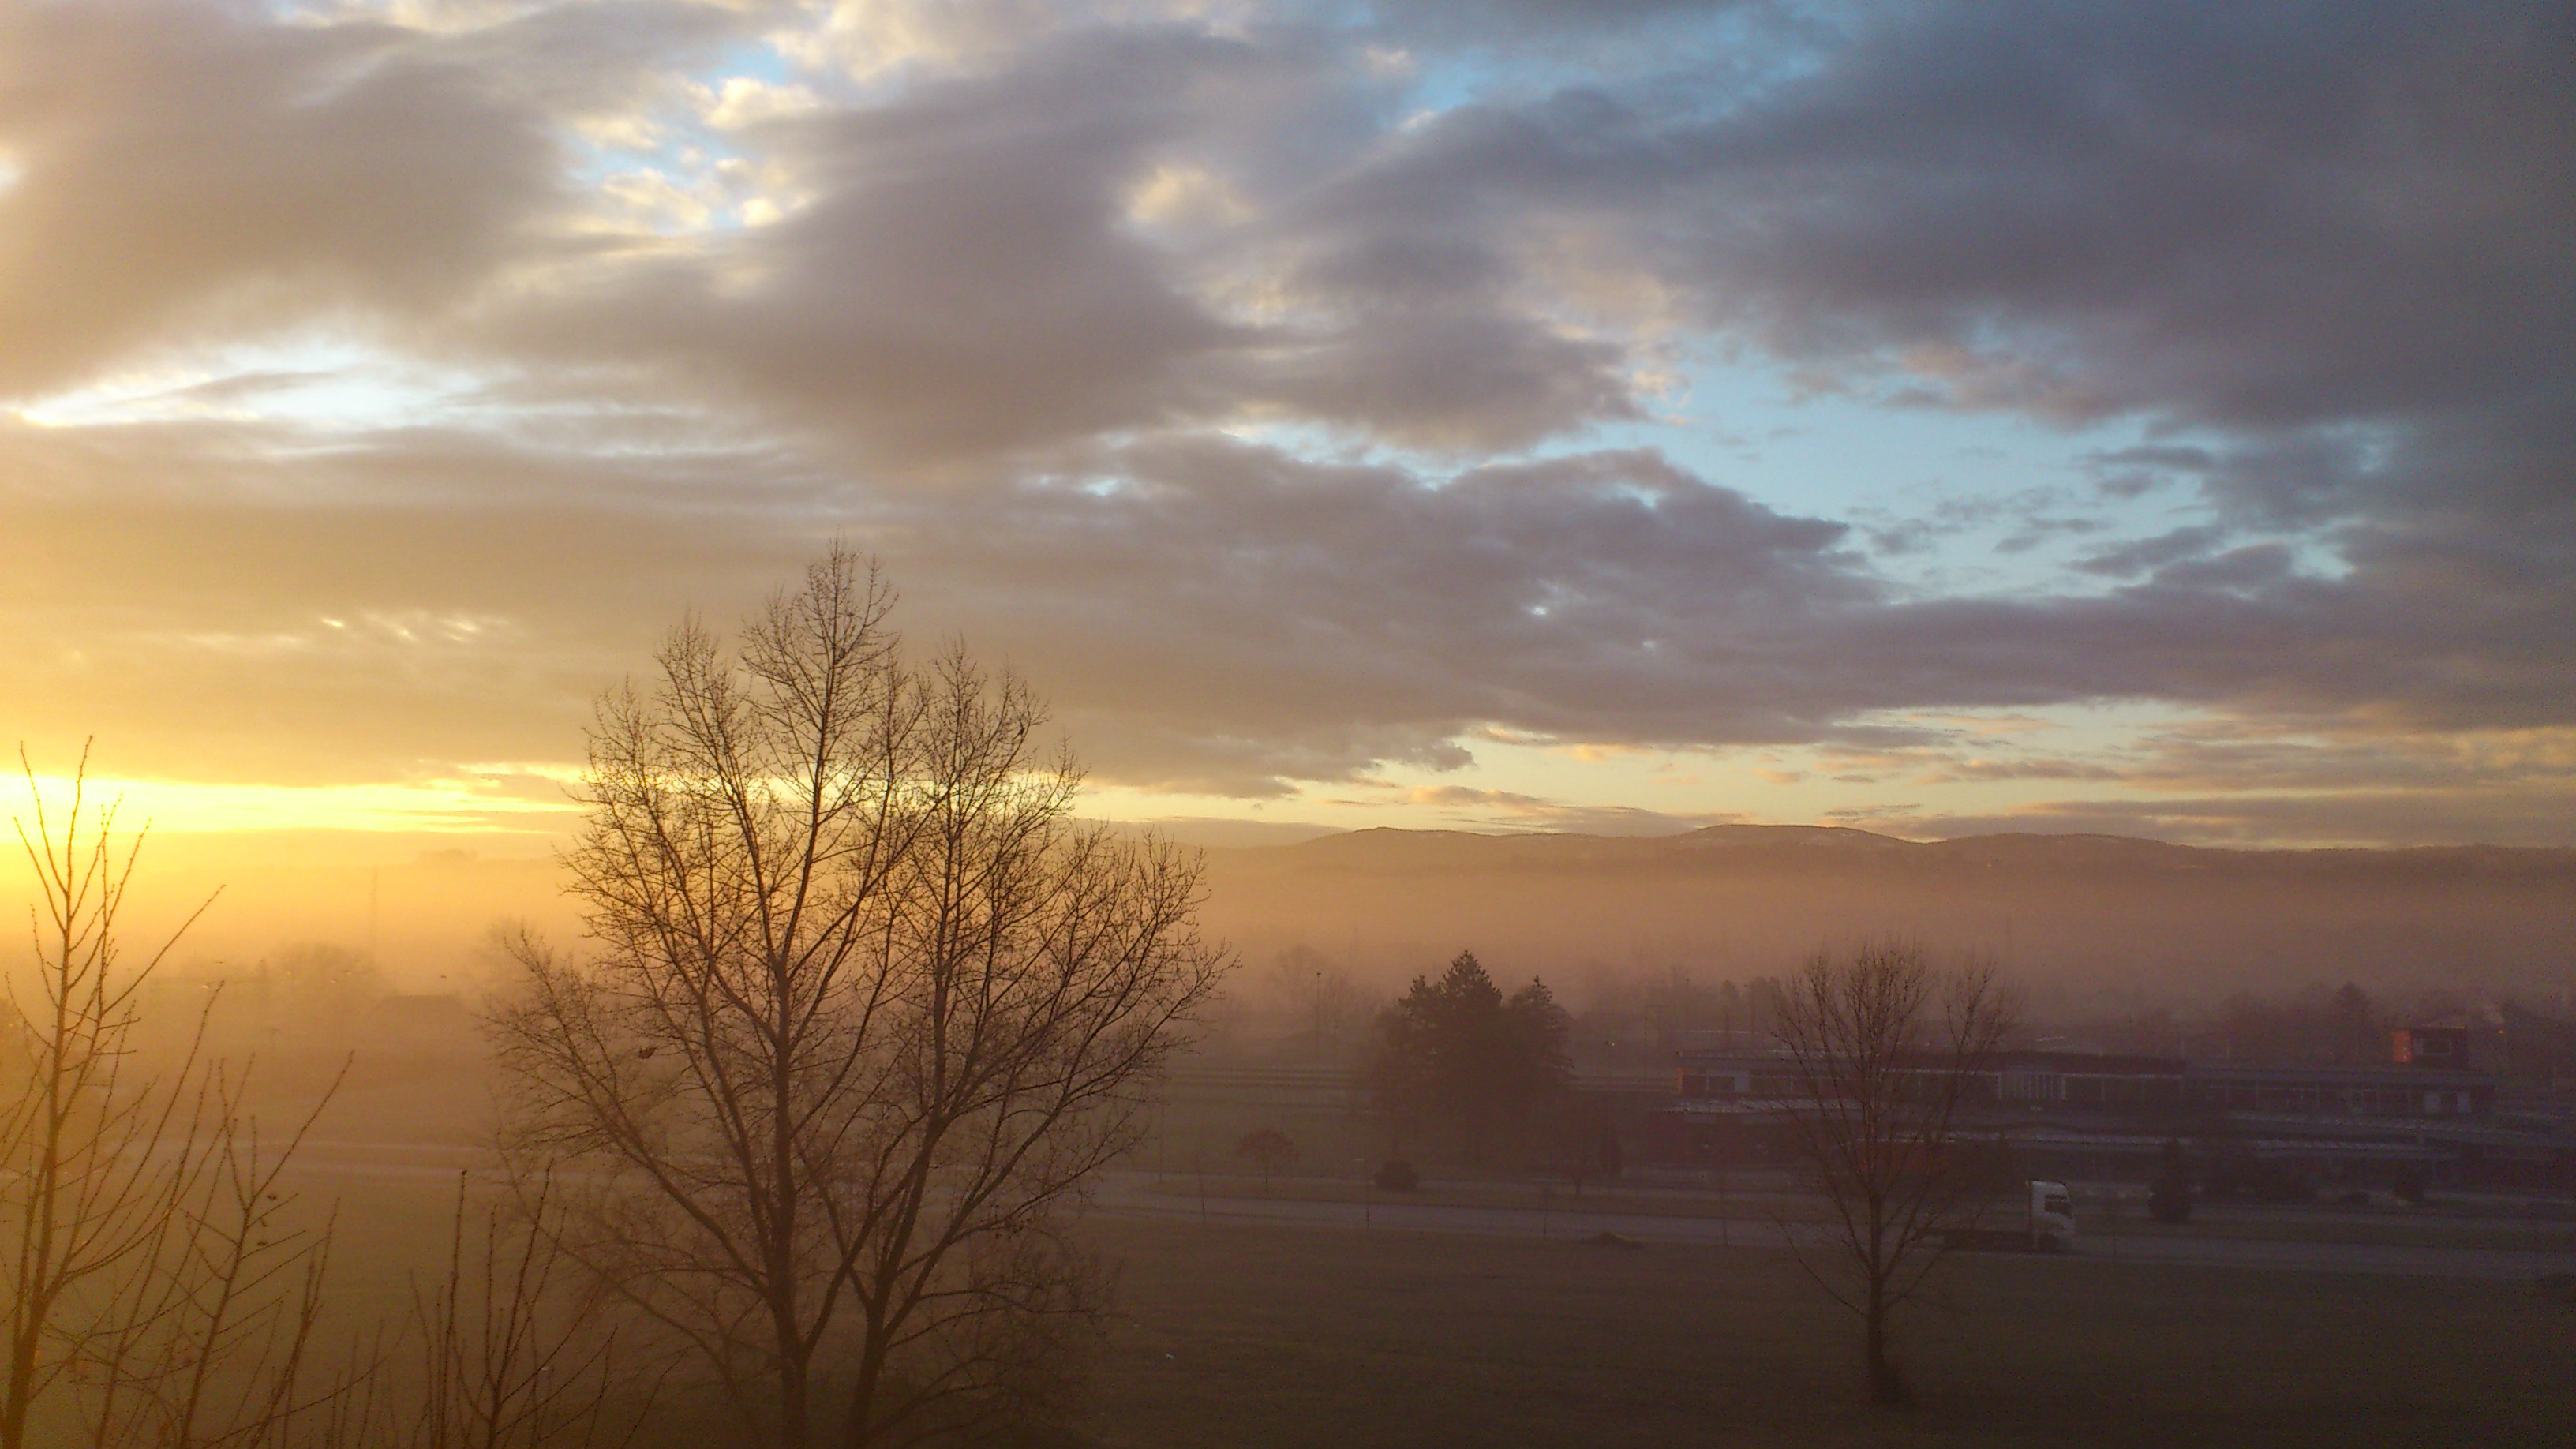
xmin=1361 ymin=952 xmax=1572 ymax=1163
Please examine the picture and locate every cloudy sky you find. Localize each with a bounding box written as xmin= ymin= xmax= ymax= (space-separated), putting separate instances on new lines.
xmin=4 ymin=0 xmax=2571 ymax=851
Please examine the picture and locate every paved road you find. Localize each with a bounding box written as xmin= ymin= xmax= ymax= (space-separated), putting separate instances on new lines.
xmin=1090 ymin=1173 xmax=2576 ymax=1282
xmin=275 ymin=1150 xmax=2576 ymax=1282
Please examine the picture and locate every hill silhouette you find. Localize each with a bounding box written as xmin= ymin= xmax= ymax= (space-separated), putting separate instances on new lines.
xmin=1199 ymin=826 xmax=2576 ymax=1006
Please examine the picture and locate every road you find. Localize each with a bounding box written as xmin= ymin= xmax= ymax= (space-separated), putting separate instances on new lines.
xmin=1089 ymin=1172 xmax=2576 ymax=1282
xmin=273 ymin=1148 xmax=2576 ymax=1282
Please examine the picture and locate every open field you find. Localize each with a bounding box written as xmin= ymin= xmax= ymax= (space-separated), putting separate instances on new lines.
xmin=266 ymin=1160 xmax=2576 ymax=1449
xmin=195 ymin=1053 xmax=2576 ymax=1445
xmin=1084 ymin=1219 xmax=2573 ymax=1448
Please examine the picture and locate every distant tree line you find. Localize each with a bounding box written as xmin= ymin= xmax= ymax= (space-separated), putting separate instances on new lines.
xmin=1518 ymin=959 xmax=2514 ymax=1073
xmin=2069 ymin=979 xmax=2469 ymax=1065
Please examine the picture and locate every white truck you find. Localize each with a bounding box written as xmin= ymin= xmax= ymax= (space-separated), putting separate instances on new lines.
xmin=1944 ymin=1180 xmax=2079 ymax=1254
xmin=2027 ymin=1179 xmax=2078 ymax=1252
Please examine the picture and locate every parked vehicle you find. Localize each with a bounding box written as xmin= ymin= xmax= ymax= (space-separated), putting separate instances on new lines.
xmin=2029 ymin=1179 xmax=2077 ymax=1251
xmin=1942 ymin=1180 xmax=2080 ymax=1254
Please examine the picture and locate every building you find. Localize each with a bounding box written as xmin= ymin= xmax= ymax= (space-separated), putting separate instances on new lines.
xmin=1647 ymin=1044 xmax=2574 ymax=1193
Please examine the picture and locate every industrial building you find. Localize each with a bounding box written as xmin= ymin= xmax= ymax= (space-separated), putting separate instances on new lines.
xmin=1645 ymin=1023 xmax=2576 ymax=1194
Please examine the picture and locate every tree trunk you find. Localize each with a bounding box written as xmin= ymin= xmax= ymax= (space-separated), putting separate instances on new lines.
xmin=779 ymin=1355 xmax=811 ymax=1449
xmin=1864 ymin=1279 xmax=1906 ymax=1406
xmin=2 ymin=1332 xmax=36 ymax=1449
xmin=846 ymin=1331 xmax=891 ymax=1449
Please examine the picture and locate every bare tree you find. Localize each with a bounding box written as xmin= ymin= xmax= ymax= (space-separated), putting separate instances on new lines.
xmin=1258 ymin=947 xmax=1366 ymax=1060
xmin=490 ymin=550 xmax=1228 ymax=1449
xmin=1771 ymin=941 xmax=2012 ymax=1406
xmin=3 ymin=749 xmax=347 ymax=1449
xmin=1233 ymin=1129 xmax=1296 ymax=1188
xmin=384 ymin=1174 xmax=657 ymax=1449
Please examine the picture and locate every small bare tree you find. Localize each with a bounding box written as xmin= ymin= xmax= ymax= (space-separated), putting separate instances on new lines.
xmin=3 ymin=749 xmax=346 ymax=1449
xmin=388 ymin=1174 xmax=657 ymax=1449
xmin=491 ymin=550 xmax=1228 ymax=1449
xmin=1772 ymin=941 xmax=2012 ymax=1406
xmin=1233 ymin=1129 xmax=1296 ymax=1188
xmin=1258 ymin=947 xmax=1366 ymax=1060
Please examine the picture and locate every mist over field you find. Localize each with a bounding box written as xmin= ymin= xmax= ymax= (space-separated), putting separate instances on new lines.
xmin=1202 ymin=828 xmax=2576 ymax=1007
xmin=71 ymin=826 xmax=2575 ymax=1020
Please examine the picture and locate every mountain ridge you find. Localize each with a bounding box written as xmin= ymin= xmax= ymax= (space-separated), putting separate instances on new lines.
xmin=1194 ymin=825 xmax=2576 ymax=999
xmin=1215 ymin=823 xmax=2576 ymax=876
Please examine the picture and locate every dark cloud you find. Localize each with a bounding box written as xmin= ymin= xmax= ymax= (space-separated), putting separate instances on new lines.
xmin=11 ymin=400 xmax=2570 ymax=811
xmin=2087 ymin=446 xmax=2214 ymax=474
xmin=882 ymin=440 xmax=1877 ymax=792
xmin=497 ymin=26 xmax=1274 ymax=466
xmin=1858 ymin=485 xmax=2100 ymax=559
xmin=1661 ymin=2 xmax=2576 ymax=435
xmin=2076 ymin=525 xmax=2228 ymax=578
xmin=1 ymin=0 xmax=2570 ymax=845
xmin=0 ymin=2 xmax=560 ymax=395
xmin=489 ymin=21 xmax=1654 ymax=464
xmin=1327 ymin=1 xmax=2572 ymax=553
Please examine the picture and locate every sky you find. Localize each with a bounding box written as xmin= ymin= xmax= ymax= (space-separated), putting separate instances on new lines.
xmin=4 ymin=0 xmax=2573 ymax=862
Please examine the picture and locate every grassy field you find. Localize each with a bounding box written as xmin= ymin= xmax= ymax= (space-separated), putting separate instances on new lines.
xmin=292 ymin=1170 xmax=2576 ymax=1448
xmin=1076 ymin=1218 xmax=2574 ymax=1449
xmin=189 ymin=1055 xmax=2576 ymax=1447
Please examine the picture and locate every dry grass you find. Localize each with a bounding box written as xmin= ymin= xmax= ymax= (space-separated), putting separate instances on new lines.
xmin=260 ymin=1065 xmax=2576 ymax=1449
xmin=1077 ymin=1217 xmax=2575 ymax=1449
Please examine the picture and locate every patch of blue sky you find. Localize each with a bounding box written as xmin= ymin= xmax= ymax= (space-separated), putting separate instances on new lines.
xmin=1199 ymin=357 xmax=2230 ymax=604
xmin=1202 ymin=329 xmax=2253 ymax=608
xmin=1384 ymin=46 xmax=1502 ymax=118
xmin=1369 ymin=0 xmax=1805 ymax=118
xmin=2280 ymin=533 xmax=2358 ymax=583
xmin=553 ymin=39 xmax=809 ymax=237
xmin=1611 ymin=349 xmax=2237 ymax=597
xmin=712 ymin=34 xmax=796 ymax=88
